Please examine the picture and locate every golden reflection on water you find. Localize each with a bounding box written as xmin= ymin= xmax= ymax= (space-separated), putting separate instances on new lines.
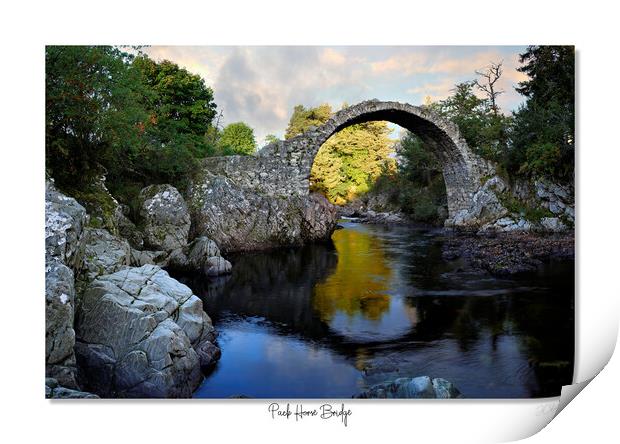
xmin=313 ymin=227 xmax=393 ymax=322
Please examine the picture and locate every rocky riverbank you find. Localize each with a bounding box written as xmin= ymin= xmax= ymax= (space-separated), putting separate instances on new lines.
xmin=45 ymin=164 xmax=575 ymax=398
xmin=442 ymin=231 xmax=575 ymax=275
xmin=45 ymin=179 xmax=226 ymax=398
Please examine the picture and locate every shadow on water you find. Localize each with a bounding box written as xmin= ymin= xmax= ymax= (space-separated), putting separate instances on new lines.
xmin=175 ymin=222 xmax=574 ymax=399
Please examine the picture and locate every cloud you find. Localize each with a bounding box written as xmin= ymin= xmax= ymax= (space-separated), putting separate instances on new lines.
xmin=144 ymin=46 xmax=529 ymax=143
xmin=406 ymin=78 xmax=459 ymax=102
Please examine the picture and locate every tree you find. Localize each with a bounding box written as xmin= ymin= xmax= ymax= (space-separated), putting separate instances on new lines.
xmin=133 ymin=55 xmax=218 ymax=158
xmin=311 ymin=115 xmax=394 ymax=204
xmin=285 ymin=103 xmax=395 ymax=204
xmin=474 ymin=61 xmax=504 ymax=116
xmin=436 ymin=82 xmax=509 ymax=163
xmin=218 ymin=122 xmax=257 ymax=155
xmin=46 ymin=46 xmax=221 ymax=197
xmin=46 ymin=46 xmax=151 ymax=188
xmin=399 ymin=132 xmax=441 ymax=186
xmin=264 ymin=134 xmax=279 ymax=145
xmin=510 ymin=46 xmax=575 ymax=181
xmin=285 ymin=104 xmax=332 ymax=139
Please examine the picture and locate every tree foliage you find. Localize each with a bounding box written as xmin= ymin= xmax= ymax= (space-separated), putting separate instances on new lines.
xmin=46 ymin=46 xmax=219 ymax=196
xmin=371 ymin=132 xmax=447 ymax=223
xmin=312 ymin=120 xmax=394 ymax=204
xmin=431 ymin=82 xmax=510 ymax=164
xmin=285 ymin=104 xmax=394 ymax=205
xmin=217 ymin=122 xmax=257 ymax=155
xmin=46 ymin=46 xmax=150 ymax=186
xmin=509 ymin=46 xmax=575 ymax=180
xmin=284 ymin=104 xmax=333 ymax=139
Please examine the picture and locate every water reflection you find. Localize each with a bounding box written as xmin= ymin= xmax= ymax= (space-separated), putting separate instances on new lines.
xmin=313 ymin=226 xmax=419 ymax=342
xmin=176 ymin=222 xmax=574 ymax=399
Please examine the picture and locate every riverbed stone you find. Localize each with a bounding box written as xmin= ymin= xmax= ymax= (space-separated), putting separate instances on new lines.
xmin=356 ymin=376 xmax=462 ymax=399
xmin=187 ymin=236 xmax=221 ymax=267
xmin=45 ymin=378 xmax=99 ymax=399
xmin=204 ymin=256 xmax=233 ymax=276
xmin=138 ymin=184 xmax=191 ymax=252
xmin=75 ymin=264 xmax=219 ymax=398
xmin=540 ymin=217 xmax=568 ymax=232
xmin=45 ymin=181 xmax=89 ymax=388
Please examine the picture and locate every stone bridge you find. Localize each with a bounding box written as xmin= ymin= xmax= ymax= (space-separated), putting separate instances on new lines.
xmin=202 ymin=100 xmax=494 ymax=224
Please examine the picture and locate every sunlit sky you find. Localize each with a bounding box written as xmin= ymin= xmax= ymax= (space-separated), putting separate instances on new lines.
xmin=145 ymin=46 xmax=528 ymax=144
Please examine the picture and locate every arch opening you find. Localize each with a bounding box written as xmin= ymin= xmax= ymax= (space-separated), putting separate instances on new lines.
xmin=276 ymin=101 xmax=486 ymax=221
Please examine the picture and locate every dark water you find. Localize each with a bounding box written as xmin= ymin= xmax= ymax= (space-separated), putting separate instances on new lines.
xmin=179 ymin=222 xmax=574 ymax=399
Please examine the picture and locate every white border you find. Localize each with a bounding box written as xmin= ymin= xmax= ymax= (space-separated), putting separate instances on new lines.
xmin=1 ymin=1 xmax=618 ymax=442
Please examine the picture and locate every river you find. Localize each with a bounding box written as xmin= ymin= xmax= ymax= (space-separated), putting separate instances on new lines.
xmin=177 ymin=221 xmax=574 ymax=398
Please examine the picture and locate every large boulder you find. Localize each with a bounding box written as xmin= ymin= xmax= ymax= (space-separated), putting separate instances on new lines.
xmin=204 ymin=256 xmax=232 ymax=277
xmin=45 ymin=180 xmax=87 ymax=267
xmin=177 ymin=236 xmax=232 ymax=276
xmin=138 ymin=185 xmax=191 ymax=252
xmin=45 ymin=260 xmax=79 ymax=388
xmin=188 ymin=172 xmax=338 ymax=252
xmin=116 ymin=204 xmax=144 ymax=249
xmin=78 ymin=228 xmax=131 ymax=283
xmin=75 ymin=265 xmax=219 ymax=398
xmin=357 ymin=376 xmax=462 ymax=399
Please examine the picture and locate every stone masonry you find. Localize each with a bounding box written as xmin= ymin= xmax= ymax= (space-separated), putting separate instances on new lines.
xmin=204 ymin=100 xmax=493 ymax=223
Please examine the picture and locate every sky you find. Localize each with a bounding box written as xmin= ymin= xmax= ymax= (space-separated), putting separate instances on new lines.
xmin=144 ymin=46 xmax=529 ymax=145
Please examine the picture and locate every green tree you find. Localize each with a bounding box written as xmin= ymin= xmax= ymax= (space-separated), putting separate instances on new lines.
xmin=510 ymin=46 xmax=575 ymax=180
xmin=46 ymin=46 xmax=220 ymax=199
xmin=285 ymin=104 xmax=332 ymax=139
xmin=436 ymin=82 xmax=509 ymax=163
xmin=399 ymin=132 xmax=441 ymax=186
xmin=264 ymin=134 xmax=280 ymax=145
xmin=218 ymin=122 xmax=257 ymax=155
xmin=46 ymin=45 xmax=151 ymax=188
xmin=133 ymin=55 xmax=218 ymax=161
xmin=369 ymin=131 xmax=447 ymax=223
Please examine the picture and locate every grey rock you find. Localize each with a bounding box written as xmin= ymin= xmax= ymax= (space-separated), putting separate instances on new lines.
xmin=138 ymin=184 xmax=191 ymax=252
xmin=357 ymin=376 xmax=462 ymax=399
xmin=130 ymin=249 xmax=169 ymax=267
xmin=45 ymin=259 xmax=78 ymax=388
xmin=432 ymin=378 xmax=462 ymax=399
xmin=45 ymin=180 xmax=87 ymax=267
xmin=188 ymin=172 xmax=337 ymax=252
xmin=204 ymin=256 xmax=232 ymax=276
xmin=116 ymin=210 xmax=144 ymax=249
xmin=449 ymin=176 xmax=509 ymax=228
xmin=45 ymin=378 xmax=99 ymax=399
xmin=75 ymin=265 xmax=219 ymax=398
xmin=78 ymin=228 xmax=130 ymax=283
xmin=540 ymin=217 xmax=568 ymax=232
xmin=187 ymin=237 xmax=221 ymax=267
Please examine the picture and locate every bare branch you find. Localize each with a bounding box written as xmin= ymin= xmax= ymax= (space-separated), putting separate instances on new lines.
xmin=474 ymin=61 xmax=505 ymax=115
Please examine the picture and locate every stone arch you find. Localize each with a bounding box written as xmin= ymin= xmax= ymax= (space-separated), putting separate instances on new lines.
xmin=259 ymin=100 xmax=492 ymax=221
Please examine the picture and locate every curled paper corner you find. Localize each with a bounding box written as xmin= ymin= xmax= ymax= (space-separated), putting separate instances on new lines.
xmin=554 ymin=377 xmax=594 ymax=417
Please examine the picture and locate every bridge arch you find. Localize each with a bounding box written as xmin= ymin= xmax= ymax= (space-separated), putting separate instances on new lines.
xmin=259 ymin=100 xmax=492 ymax=220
